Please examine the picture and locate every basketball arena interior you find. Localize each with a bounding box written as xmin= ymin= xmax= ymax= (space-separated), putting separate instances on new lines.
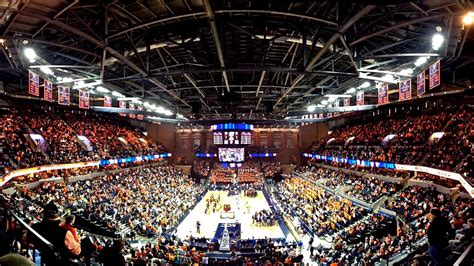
xmin=0 ymin=1 xmax=474 ymax=265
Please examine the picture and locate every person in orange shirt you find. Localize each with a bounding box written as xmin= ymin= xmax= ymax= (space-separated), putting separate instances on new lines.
xmin=61 ymin=215 xmax=80 ymax=242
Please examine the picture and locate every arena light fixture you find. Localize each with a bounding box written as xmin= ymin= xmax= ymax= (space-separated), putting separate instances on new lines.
xmin=399 ymin=68 xmax=413 ymax=76
xmin=382 ymin=74 xmax=395 ymax=82
xmin=307 ymin=105 xmax=317 ymax=112
xmin=463 ymin=12 xmax=474 ymax=25
xmin=346 ymin=87 xmax=356 ymax=94
xmin=96 ymin=86 xmax=110 ymax=93
xmin=432 ymin=33 xmax=444 ymax=51
xmin=414 ymin=56 xmax=429 ymax=67
xmin=321 ymin=100 xmax=328 ymax=105
xmin=360 ymin=81 xmax=370 ymax=88
xmin=132 ymin=98 xmax=143 ymax=105
xmin=39 ymin=66 xmax=53 ymax=75
xmin=24 ymin=47 xmax=37 ymax=63
xmin=112 ymin=91 xmax=125 ymax=98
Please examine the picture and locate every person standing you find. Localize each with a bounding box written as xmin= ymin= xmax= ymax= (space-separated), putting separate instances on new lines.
xmin=196 ymin=221 xmax=201 ymax=234
xmin=427 ymin=208 xmax=452 ymax=266
xmin=31 ymin=203 xmax=81 ymax=263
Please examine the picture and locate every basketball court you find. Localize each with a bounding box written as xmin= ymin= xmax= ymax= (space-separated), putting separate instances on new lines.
xmin=175 ymin=190 xmax=292 ymax=241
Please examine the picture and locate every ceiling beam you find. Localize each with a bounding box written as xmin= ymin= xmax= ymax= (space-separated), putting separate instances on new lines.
xmin=350 ymin=12 xmax=462 ymax=46
xmin=32 ymin=0 xmax=79 ymax=38
xmin=14 ymin=9 xmax=191 ymax=108
xmin=203 ymin=0 xmax=230 ymax=93
xmin=273 ymin=5 xmax=376 ymax=109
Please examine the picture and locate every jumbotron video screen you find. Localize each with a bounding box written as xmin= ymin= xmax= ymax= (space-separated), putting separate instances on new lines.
xmin=218 ymin=148 xmax=245 ymax=162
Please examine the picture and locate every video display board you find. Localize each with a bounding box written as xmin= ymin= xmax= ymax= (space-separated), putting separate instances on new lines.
xmin=218 ymin=148 xmax=245 ymax=162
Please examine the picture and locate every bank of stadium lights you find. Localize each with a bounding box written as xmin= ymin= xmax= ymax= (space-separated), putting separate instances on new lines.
xmin=24 ymin=47 xmax=37 ymax=63
xmin=321 ymin=100 xmax=329 ymax=105
xmin=463 ymin=12 xmax=474 ymax=25
xmin=432 ymin=33 xmax=444 ymax=51
xmin=360 ymin=81 xmax=371 ymax=88
xmin=112 ymin=91 xmax=125 ymax=98
xmin=414 ymin=56 xmax=429 ymax=67
xmin=39 ymin=66 xmax=53 ymax=75
xmin=346 ymin=87 xmax=356 ymax=94
xmin=307 ymin=105 xmax=317 ymax=112
xmin=96 ymin=86 xmax=110 ymax=93
xmin=399 ymin=68 xmax=414 ymax=76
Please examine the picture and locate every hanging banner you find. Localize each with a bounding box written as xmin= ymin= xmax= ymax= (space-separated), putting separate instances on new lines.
xmin=79 ymin=90 xmax=90 ymax=109
xmin=43 ymin=79 xmax=53 ymax=102
xmin=58 ymin=86 xmax=70 ymax=105
xmin=119 ymin=101 xmax=127 ymax=117
xmin=28 ymin=71 xmax=40 ymax=96
xmin=416 ymin=71 xmax=425 ymax=96
xmin=137 ymin=105 xmax=144 ymax=120
xmin=334 ymin=100 xmax=340 ymax=107
xmin=129 ymin=103 xmax=136 ymax=119
xmin=429 ymin=60 xmax=440 ymax=89
xmin=343 ymin=98 xmax=350 ymax=107
xmin=356 ymin=91 xmax=364 ymax=106
xmin=327 ymin=113 xmax=333 ymax=118
xmin=318 ymin=113 xmax=324 ymax=118
xmin=399 ymin=79 xmax=412 ymax=101
xmin=378 ymin=84 xmax=389 ymax=105
xmin=104 ymin=96 xmax=112 ymax=107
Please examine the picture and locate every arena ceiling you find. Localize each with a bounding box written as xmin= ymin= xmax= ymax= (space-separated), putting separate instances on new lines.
xmin=0 ymin=0 xmax=472 ymax=120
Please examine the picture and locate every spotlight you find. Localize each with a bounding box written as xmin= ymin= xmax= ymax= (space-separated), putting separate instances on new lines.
xmin=360 ymin=81 xmax=370 ymax=88
xmin=346 ymin=87 xmax=356 ymax=94
xmin=96 ymin=86 xmax=110 ymax=93
xmin=321 ymin=100 xmax=328 ymax=105
xmin=463 ymin=12 xmax=474 ymax=25
xmin=414 ymin=57 xmax=429 ymax=67
xmin=24 ymin=47 xmax=37 ymax=63
xmin=39 ymin=66 xmax=53 ymax=75
xmin=307 ymin=105 xmax=316 ymax=112
xmin=432 ymin=33 xmax=444 ymax=51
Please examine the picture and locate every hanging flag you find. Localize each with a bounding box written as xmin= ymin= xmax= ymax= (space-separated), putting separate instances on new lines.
xmin=429 ymin=60 xmax=440 ymax=89
xmin=417 ymin=71 xmax=426 ymax=96
xmin=79 ymin=90 xmax=89 ymax=109
xmin=137 ymin=105 xmax=144 ymax=120
xmin=378 ymin=84 xmax=389 ymax=105
xmin=343 ymin=98 xmax=350 ymax=107
xmin=58 ymin=86 xmax=70 ymax=105
xmin=104 ymin=96 xmax=112 ymax=107
xmin=43 ymin=79 xmax=53 ymax=102
xmin=399 ymin=79 xmax=412 ymax=101
xmin=356 ymin=91 xmax=364 ymax=106
xmin=129 ymin=103 xmax=136 ymax=119
xmin=28 ymin=71 xmax=39 ymax=96
xmin=119 ymin=101 xmax=127 ymax=116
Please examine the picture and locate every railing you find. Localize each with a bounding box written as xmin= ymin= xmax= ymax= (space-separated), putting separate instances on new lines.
xmin=11 ymin=212 xmax=62 ymax=265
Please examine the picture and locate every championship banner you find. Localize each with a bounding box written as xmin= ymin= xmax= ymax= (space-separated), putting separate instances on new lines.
xmin=334 ymin=100 xmax=340 ymax=107
xmin=327 ymin=113 xmax=333 ymax=118
xmin=377 ymin=84 xmax=389 ymax=105
xmin=343 ymin=98 xmax=350 ymax=107
xmin=119 ymin=101 xmax=127 ymax=116
xmin=318 ymin=113 xmax=324 ymax=118
xmin=416 ymin=71 xmax=426 ymax=96
xmin=429 ymin=60 xmax=440 ymax=89
xmin=79 ymin=90 xmax=89 ymax=109
xmin=58 ymin=86 xmax=70 ymax=105
xmin=104 ymin=96 xmax=112 ymax=107
xmin=356 ymin=91 xmax=364 ymax=106
xmin=28 ymin=71 xmax=39 ymax=96
xmin=399 ymin=79 xmax=412 ymax=101
xmin=129 ymin=103 xmax=136 ymax=119
xmin=43 ymin=79 xmax=53 ymax=102
xmin=137 ymin=106 xmax=144 ymax=120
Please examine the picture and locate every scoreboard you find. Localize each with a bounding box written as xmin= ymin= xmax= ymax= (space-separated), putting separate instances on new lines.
xmin=211 ymin=123 xmax=253 ymax=163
